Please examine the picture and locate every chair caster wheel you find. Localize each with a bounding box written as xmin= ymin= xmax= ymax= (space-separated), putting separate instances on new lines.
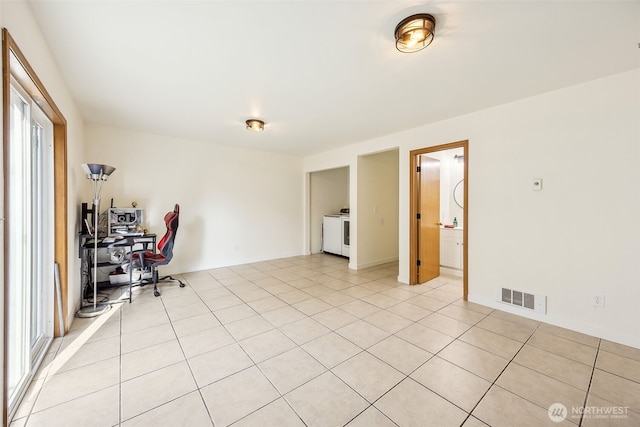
xmin=154 ymin=290 xmax=160 ymax=297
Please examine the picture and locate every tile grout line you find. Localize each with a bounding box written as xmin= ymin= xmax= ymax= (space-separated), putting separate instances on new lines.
xmin=118 ymin=284 xmax=204 ymax=425
xmin=202 ymin=265 xmax=309 ymax=426
xmin=222 ymin=262 xmax=313 ymax=427
xmin=22 ymin=266 xmax=467 ymax=426
xmin=26 ymin=256 xmax=639 ymax=426
xmin=403 ymin=306 xmax=492 ymax=424
xmin=215 ymin=261 xmax=407 ymax=426
xmin=462 ymin=320 xmax=602 ymax=425
xmin=578 ymin=339 xmax=601 ymax=427
xmin=163 ymin=276 xmax=218 ymax=427
xmin=325 ymin=290 xmax=486 ymax=426
xmin=458 ymin=320 xmax=541 ymax=426
xmin=335 ymin=287 xmax=476 ymax=425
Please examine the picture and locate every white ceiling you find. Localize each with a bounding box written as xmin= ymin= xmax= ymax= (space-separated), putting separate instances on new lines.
xmin=27 ymin=1 xmax=639 ymax=156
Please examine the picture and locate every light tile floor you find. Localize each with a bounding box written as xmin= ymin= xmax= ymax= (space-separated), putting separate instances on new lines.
xmin=11 ymin=254 xmax=640 ymax=426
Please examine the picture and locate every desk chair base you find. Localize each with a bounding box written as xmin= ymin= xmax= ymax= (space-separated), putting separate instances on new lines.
xmin=154 ymin=275 xmax=186 ymax=297
xmin=137 ymin=270 xmax=185 ymax=297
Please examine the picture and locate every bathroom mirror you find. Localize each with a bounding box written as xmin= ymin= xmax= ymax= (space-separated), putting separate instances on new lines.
xmin=453 ymin=179 xmax=464 ymax=209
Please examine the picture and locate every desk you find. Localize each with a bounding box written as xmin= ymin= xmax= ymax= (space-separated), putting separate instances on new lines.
xmin=79 ymin=233 xmax=156 ymax=304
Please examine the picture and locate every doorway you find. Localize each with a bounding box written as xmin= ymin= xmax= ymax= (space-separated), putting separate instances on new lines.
xmin=409 ymin=141 xmax=468 ymax=299
xmin=308 ymin=166 xmax=349 ymax=255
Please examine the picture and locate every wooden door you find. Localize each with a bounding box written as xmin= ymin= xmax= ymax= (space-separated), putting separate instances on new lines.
xmin=418 ymin=155 xmax=440 ymax=283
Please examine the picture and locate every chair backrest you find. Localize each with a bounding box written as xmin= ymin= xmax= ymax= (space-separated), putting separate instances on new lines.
xmin=158 ymin=204 xmax=180 ymax=262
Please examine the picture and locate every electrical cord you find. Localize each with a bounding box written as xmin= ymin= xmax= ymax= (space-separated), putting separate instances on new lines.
xmin=86 ymin=293 xmax=110 ymax=304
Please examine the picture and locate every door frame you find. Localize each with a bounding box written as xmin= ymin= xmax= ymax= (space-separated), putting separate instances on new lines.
xmin=3 ymin=28 xmax=68 ymax=423
xmin=409 ymin=140 xmax=468 ymax=299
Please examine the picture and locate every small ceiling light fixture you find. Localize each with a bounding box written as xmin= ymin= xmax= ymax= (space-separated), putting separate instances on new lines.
xmin=394 ymin=13 xmax=436 ymax=53
xmin=246 ymin=119 xmax=265 ymax=132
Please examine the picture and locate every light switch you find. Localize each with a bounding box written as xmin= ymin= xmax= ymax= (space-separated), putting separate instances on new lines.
xmin=532 ymin=178 xmax=543 ymax=191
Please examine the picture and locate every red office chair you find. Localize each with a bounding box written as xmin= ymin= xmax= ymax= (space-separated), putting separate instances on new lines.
xmin=132 ymin=204 xmax=185 ymax=297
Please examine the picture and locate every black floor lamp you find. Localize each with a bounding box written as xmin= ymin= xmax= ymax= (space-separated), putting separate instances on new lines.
xmin=76 ymin=163 xmax=116 ymax=318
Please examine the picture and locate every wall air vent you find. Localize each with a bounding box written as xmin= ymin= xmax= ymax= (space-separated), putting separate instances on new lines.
xmin=499 ymin=288 xmax=546 ymax=314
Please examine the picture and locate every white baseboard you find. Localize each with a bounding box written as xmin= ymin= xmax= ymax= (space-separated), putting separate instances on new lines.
xmin=355 ymin=256 xmax=399 ymax=270
xmin=469 ymin=294 xmax=640 ymax=350
xmin=440 ymin=266 xmax=463 ymax=277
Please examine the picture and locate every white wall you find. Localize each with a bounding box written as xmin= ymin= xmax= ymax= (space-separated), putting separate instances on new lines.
xmin=309 ymin=167 xmax=349 ymax=254
xmin=1 ymin=1 xmax=88 ymax=328
xmin=86 ymin=124 xmax=304 ymax=274
xmin=304 ymin=69 xmax=640 ymax=348
xmin=357 ymin=149 xmax=399 ymax=268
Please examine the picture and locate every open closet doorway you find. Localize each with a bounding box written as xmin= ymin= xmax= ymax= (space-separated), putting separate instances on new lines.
xmin=409 ymin=140 xmax=468 ymax=299
xmin=308 ymin=167 xmax=349 ymax=255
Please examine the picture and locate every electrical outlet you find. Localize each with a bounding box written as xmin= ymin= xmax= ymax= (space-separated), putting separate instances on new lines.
xmin=532 ymin=178 xmax=543 ymax=191
xmin=593 ymin=295 xmax=605 ymax=308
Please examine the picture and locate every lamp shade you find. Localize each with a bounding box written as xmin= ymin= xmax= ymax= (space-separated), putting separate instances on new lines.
xmin=82 ymin=163 xmax=116 ymax=181
xmin=82 ymin=163 xmax=102 ymax=175
xmin=101 ymin=164 xmax=116 ymax=178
